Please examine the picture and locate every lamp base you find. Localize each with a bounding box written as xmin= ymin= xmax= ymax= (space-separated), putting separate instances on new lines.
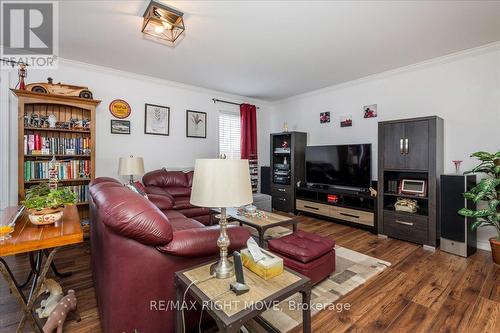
xmin=210 ymin=258 xmax=234 ymax=279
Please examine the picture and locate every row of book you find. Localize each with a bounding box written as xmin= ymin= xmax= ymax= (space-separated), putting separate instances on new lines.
xmin=62 ymin=185 xmax=89 ymax=203
xmin=24 ymin=160 xmax=91 ymax=181
xmin=24 ymin=134 xmax=91 ymax=155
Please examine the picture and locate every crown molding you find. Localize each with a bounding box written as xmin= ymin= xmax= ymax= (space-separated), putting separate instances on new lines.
xmin=57 ymin=57 xmax=271 ymax=108
xmin=273 ymin=41 xmax=500 ymax=105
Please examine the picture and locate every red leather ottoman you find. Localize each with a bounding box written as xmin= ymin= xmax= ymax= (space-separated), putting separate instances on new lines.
xmin=268 ymin=230 xmax=335 ymax=285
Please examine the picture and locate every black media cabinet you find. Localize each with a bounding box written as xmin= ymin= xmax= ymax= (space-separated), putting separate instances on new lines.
xmin=295 ymin=186 xmax=377 ymax=232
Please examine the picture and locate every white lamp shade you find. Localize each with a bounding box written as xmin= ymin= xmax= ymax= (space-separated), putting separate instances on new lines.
xmin=190 ymin=159 xmax=253 ymax=208
xmin=118 ymin=156 xmax=145 ymax=176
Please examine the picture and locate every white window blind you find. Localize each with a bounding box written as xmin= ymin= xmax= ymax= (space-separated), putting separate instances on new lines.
xmin=218 ymin=111 xmax=241 ymax=159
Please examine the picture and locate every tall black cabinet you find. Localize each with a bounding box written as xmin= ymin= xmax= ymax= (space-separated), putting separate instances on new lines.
xmin=270 ymin=132 xmax=307 ymax=213
xmin=377 ymin=116 xmax=444 ymax=247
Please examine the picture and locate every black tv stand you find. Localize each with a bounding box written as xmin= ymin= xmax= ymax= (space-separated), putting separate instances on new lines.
xmin=296 ymin=185 xmax=377 ymax=232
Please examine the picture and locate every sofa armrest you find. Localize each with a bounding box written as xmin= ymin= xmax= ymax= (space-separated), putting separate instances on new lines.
xmin=157 ymin=225 xmax=250 ymax=257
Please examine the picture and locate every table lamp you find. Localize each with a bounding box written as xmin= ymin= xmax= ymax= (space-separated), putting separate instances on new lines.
xmin=190 ymin=159 xmax=253 ymax=279
xmin=118 ymin=155 xmax=145 ymax=184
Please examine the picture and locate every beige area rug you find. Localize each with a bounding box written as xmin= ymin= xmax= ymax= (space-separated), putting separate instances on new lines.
xmin=234 ymin=225 xmax=391 ymax=333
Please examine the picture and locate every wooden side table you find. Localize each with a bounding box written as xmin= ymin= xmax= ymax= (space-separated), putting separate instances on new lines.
xmin=0 ymin=205 xmax=83 ymax=333
xmin=175 ymin=259 xmax=312 ymax=333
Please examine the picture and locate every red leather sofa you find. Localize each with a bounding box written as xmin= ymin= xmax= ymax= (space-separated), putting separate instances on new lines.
xmin=142 ymin=168 xmax=214 ymax=225
xmin=89 ymin=177 xmax=250 ymax=333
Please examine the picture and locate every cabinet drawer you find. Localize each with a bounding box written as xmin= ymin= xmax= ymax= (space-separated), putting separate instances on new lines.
xmin=331 ymin=206 xmax=374 ymax=227
xmin=296 ymin=200 xmax=330 ymax=216
xmin=384 ymin=211 xmax=428 ymax=244
xmin=271 ymin=185 xmax=291 ymax=196
xmin=273 ymin=196 xmax=291 ymax=212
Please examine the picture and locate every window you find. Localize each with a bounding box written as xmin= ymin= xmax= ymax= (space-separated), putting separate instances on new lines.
xmin=218 ymin=111 xmax=241 ymax=159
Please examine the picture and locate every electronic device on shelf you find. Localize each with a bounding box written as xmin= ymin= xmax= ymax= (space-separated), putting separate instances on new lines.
xmin=305 ymin=144 xmax=371 ymax=189
xmin=274 ymin=147 xmax=291 ymax=154
xmin=399 ymin=179 xmax=427 ymax=197
xmin=274 ymin=163 xmax=290 ymax=171
xmin=230 ymin=251 xmax=249 ymax=295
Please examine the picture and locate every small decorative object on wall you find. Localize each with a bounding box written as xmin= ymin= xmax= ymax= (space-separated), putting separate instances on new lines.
xmin=145 ymin=103 xmax=170 ymax=136
xmin=452 ymin=160 xmax=463 ymax=174
xmin=186 ymin=110 xmax=206 ymax=138
xmin=111 ymin=119 xmax=131 ymax=134
xmin=109 ymin=99 xmax=131 ymax=119
xmin=363 ymin=104 xmax=377 ymax=118
xmin=340 ymin=115 xmax=352 ymax=127
xmin=320 ymin=112 xmax=330 ymax=124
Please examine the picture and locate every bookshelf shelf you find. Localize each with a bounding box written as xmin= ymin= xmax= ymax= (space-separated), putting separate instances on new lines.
xmin=24 ymin=127 xmax=91 ymax=134
xmin=13 ymin=89 xmax=100 ymax=224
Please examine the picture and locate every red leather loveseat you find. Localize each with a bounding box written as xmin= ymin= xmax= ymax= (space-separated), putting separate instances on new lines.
xmin=89 ymin=177 xmax=250 ymax=333
xmin=142 ymin=168 xmax=214 ymax=225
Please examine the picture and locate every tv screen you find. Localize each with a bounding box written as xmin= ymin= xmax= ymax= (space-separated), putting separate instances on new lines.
xmin=305 ymin=144 xmax=371 ymax=188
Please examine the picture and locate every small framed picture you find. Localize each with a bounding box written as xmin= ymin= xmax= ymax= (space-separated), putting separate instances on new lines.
xmin=111 ymin=119 xmax=130 ymax=134
xmin=145 ymin=103 xmax=170 ymax=136
xmin=363 ymin=104 xmax=377 ymax=118
xmin=186 ymin=110 xmax=207 ymax=138
xmin=340 ymin=115 xmax=352 ymax=128
xmin=320 ymin=112 xmax=330 ymax=124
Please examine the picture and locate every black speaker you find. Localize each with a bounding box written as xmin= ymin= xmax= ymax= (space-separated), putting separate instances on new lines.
xmin=440 ymin=174 xmax=477 ymax=257
xmin=260 ymin=166 xmax=270 ymax=195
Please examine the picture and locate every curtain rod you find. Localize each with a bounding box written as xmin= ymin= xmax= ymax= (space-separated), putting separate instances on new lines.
xmin=212 ymin=98 xmax=260 ymax=109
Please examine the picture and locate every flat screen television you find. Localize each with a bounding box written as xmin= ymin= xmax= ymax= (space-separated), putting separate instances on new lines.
xmin=305 ymin=144 xmax=371 ymax=188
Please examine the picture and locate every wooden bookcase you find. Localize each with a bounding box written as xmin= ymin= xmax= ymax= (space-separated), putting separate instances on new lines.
xmin=12 ymin=89 xmax=101 ymax=232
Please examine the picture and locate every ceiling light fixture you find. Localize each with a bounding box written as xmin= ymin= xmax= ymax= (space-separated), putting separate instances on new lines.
xmin=142 ymin=1 xmax=185 ymax=44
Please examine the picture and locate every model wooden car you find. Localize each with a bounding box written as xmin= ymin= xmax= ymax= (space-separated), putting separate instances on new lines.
xmin=26 ymin=77 xmax=93 ymax=99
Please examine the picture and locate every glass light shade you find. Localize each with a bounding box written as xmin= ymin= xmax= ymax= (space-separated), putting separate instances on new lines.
xmin=142 ymin=1 xmax=185 ymax=43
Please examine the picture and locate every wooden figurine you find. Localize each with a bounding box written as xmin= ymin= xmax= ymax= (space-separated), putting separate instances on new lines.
xmin=36 ymin=279 xmax=63 ymax=318
xmin=43 ymin=290 xmax=79 ymax=333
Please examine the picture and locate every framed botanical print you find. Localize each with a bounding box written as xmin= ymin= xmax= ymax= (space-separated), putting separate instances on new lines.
xmin=111 ymin=120 xmax=130 ymax=134
xmin=145 ymin=103 xmax=170 ymax=136
xmin=186 ymin=110 xmax=207 ymax=138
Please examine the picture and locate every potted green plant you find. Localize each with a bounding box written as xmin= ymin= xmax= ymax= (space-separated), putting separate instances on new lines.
xmin=22 ymin=183 xmax=77 ymax=225
xmin=458 ymin=151 xmax=500 ymax=265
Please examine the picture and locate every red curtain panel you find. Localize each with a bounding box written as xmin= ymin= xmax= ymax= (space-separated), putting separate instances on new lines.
xmin=240 ymin=103 xmax=258 ymax=191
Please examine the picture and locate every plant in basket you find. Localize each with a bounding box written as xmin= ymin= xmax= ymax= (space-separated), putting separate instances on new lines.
xmin=22 ymin=183 xmax=77 ymax=225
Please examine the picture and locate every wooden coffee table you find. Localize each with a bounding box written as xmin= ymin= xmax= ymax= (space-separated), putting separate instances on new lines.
xmin=175 ymin=259 xmax=312 ymax=333
xmin=0 ymin=205 xmax=83 ymax=333
xmin=214 ymin=208 xmax=298 ymax=247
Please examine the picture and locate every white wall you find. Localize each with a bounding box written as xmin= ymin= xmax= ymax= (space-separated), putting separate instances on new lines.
xmin=1 ymin=59 xmax=272 ymax=207
xmin=269 ymin=44 xmax=500 ymax=250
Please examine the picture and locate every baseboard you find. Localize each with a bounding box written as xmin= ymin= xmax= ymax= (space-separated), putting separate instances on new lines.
xmin=477 ymin=240 xmax=491 ymax=252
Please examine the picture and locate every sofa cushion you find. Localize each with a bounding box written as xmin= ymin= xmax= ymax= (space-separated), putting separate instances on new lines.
xmin=163 ymin=210 xmax=187 ymax=220
xmin=167 ymin=186 xmax=191 ymax=198
xmin=186 ymin=171 xmax=194 ymax=187
xmin=177 ymin=207 xmax=211 ymax=218
xmin=148 ymin=194 xmax=174 ymax=210
xmin=173 ymin=196 xmax=194 ymax=209
xmin=143 ymin=169 xmax=189 ymax=188
xmin=267 ymin=230 xmax=335 ymax=264
xmin=169 ymin=218 xmax=205 ymax=231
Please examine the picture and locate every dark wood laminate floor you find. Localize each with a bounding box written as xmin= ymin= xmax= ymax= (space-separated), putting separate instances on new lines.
xmin=1 ymin=215 xmax=499 ymax=333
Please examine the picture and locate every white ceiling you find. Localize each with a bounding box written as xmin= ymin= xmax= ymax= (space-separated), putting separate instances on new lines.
xmin=59 ymin=1 xmax=500 ymax=101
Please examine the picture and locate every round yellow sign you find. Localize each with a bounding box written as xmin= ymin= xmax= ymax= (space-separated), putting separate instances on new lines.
xmin=109 ymin=99 xmax=131 ymax=119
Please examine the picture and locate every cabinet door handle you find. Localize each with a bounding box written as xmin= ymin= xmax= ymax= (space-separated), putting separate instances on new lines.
xmin=277 ymin=188 xmax=286 ymax=192
xmin=339 ymin=212 xmax=359 ymax=219
xmin=400 ymin=138 xmax=404 ymax=154
xmin=404 ymin=138 xmax=409 ymax=154
xmin=395 ymin=219 xmax=413 ymax=226
xmin=304 ymin=205 xmax=319 ymax=210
